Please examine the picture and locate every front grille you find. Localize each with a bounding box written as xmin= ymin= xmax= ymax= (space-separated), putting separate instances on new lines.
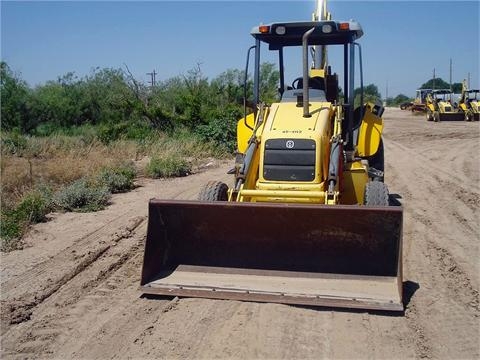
xmin=444 ymin=106 xmax=452 ymax=112
xmin=263 ymin=139 xmax=315 ymax=181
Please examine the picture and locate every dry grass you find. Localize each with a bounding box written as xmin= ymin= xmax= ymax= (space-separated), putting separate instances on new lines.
xmin=1 ymin=133 xmax=225 ymax=209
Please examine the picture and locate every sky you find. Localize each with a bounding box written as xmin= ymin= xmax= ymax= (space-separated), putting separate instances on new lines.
xmin=1 ymin=0 xmax=479 ymax=98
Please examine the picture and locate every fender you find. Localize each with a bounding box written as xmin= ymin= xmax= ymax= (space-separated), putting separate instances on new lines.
xmin=357 ymin=103 xmax=383 ymax=157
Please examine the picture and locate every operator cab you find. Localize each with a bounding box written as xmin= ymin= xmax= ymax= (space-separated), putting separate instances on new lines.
xmin=249 ymin=20 xmax=363 ymax=102
xmin=431 ymin=89 xmax=453 ymax=102
xmin=466 ymin=90 xmax=480 ymax=101
xmin=244 ymin=20 xmax=365 ymax=150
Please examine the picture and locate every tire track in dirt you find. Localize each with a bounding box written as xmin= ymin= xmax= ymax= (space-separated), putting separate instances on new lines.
xmin=0 ymin=208 xmax=138 ymax=289
xmin=0 ymin=161 xmax=232 ymax=332
xmin=1 ymin=161 xmax=234 ymax=359
xmin=1 ymin=221 xmax=149 ymax=357
xmin=386 ymin=137 xmax=480 ymax=195
xmin=386 ymin=139 xmax=479 ymax=281
xmin=383 ymin=111 xmax=479 ymax=359
xmin=0 ymin=216 xmax=145 ymax=331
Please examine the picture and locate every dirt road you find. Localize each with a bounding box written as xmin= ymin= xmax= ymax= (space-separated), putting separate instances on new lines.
xmin=1 ymin=108 xmax=479 ymax=359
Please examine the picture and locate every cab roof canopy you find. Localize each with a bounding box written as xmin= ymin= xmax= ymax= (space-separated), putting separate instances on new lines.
xmin=251 ymin=20 xmax=363 ymax=50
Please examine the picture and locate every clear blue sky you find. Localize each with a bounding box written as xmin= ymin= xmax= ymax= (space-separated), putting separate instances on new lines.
xmin=1 ymin=1 xmax=479 ymax=97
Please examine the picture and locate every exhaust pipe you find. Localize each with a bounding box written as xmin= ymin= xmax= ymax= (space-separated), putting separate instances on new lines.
xmin=303 ymin=27 xmax=315 ymax=118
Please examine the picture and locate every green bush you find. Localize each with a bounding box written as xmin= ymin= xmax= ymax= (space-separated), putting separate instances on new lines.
xmin=1 ymin=130 xmax=28 ymax=155
xmin=15 ymin=190 xmax=51 ymax=223
xmin=54 ymin=179 xmax=110 ymax=212
xmin=146 ymin=155 xmax=191 ymax=178
xmin=95 ymin=163 xmax=136 ymax=193
xmin=33 ymin=122 xmax=61 ymax=137
xmin=124 ymin=122 xmax=154 ymax=140
xmin=1 ymin=189 xmax=52 ymax=251
xmin=97 ymin=122 xmax=128 ymax=144
xmin=34 ymin=122 xmax=97 ymax=140
xmin=0 ymin=212 xmax=22 ymax=251
xmin=196 ymin=107 xmax=239 ymax=153
xmin=97 ymin=121 xmax=153 ymax=144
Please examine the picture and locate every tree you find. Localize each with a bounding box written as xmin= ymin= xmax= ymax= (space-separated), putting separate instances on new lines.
xmin=420 ymin=77 xmax=449 ymax=90
xmin=386 ymin=94 xmax=413 ymax=106
xmin=83 ymin=67 xmax=130 ymax=125
xmin=1 ymin=61 xmax=280 ymax=138
xmin=181 ymin=64 xmax=210 ymax=129
xmin=420 ymin=77 xmax=462 ymax=92
xmin=259 ymin=62 xmax=280 ymax=104
xmin=451 ymin=83 xmax=462 ymax=93
xmin=0 ymin=62 xmax=30 ymax=131
xmin=353 ymin=83 xmax=381 ymax=107
xmin=209 ymin=68 xmax=246 ymax=109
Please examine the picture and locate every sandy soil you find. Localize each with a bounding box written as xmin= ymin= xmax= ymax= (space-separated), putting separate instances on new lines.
xmin=1 ymin=108 xmax=479 ymax=359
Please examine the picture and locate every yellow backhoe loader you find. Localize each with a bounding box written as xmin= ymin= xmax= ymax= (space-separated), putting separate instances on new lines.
xmin=426 ymin=89 xmax=464 ymax=122
xmin=410 ymin=88 xmax=432 ymax=112
xmin=141 ymin=1 xmax=404 ymax=311
xmin=458 ymin=80 xmax=479 ymax=121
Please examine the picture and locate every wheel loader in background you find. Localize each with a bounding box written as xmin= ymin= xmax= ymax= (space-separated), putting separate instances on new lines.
xmin=410 ymin=88 xmax=432 ymax=112
xmin=141 ymin=0 xmax=404 ymax=311
xmin=458 ymin=80 xmax=479 ymax=121
xmin=425 ymin=89 xmax=464 ymax=122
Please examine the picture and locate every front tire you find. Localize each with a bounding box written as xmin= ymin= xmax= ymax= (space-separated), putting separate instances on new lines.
xmin=465 ymin=111 xmax=472 ymax=122
xmin=364 ymin=181 xmax=389 ymax=206
xmin=198 ymin=181 xmax=228 ymax=201
xmin=426 ymin=110 xmax=433 ymax=121
xmin=366 ymin=139 xmax=385 ymax=181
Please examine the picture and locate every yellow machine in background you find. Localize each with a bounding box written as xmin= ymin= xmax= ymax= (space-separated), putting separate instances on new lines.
xmin=458 ymin=80 xmax=480 ymax=121
xmin=141 ymin=0 xmax=403 ymax=311
xmin=410 ymin=89 xmax=432 ymax=112
xmin=426 ymin=89 xmax=464 ymax=121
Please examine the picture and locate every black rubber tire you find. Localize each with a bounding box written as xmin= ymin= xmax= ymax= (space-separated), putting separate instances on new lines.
xmin=364 ymin=181 xmax=389 ymax=206
xmin=426 ymin=110 xmax=433 ymax=121
xmin=198 ymin=181 xmax=228 ymax=201
xmin=433 ymin=111 xmax=440 ymax=122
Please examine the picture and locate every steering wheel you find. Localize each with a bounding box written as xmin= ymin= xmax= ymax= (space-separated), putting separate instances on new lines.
xmin=291 ymin=77 xmax=324 ymax=90
xmin=291 ymin=77 xmax=303 ymax=89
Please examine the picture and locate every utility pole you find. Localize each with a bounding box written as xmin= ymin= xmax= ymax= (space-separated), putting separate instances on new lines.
xmin=146 ymin=69 xmax=157 ymax=87
xmin=433 ymin=68 xmax=436 ymax=90
xmin=385 ymin=80 xmax=388 ymax=107
xmin=449 ymin=58 xmax=452 ymax=93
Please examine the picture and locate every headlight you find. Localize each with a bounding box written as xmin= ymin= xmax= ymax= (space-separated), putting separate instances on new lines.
xmin=322 ymin=24 xmax=333 ymax=33
xmin=275 ymin=26 xmax=286 ymax=35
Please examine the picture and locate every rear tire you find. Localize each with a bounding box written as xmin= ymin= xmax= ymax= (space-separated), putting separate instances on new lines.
xmin=198 ymin=181 xmax=228 ymax=201
xmin=433 ymin=111 xmax=440 ymax=122
xmin=364 ymin=181 xmax=389 ymax=206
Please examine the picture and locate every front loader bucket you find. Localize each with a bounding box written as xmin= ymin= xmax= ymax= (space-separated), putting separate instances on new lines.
xmin=439 ymin=113 xmax=466 ymax=121
xmin=141 ymin=200 xmax=403 ymax=311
